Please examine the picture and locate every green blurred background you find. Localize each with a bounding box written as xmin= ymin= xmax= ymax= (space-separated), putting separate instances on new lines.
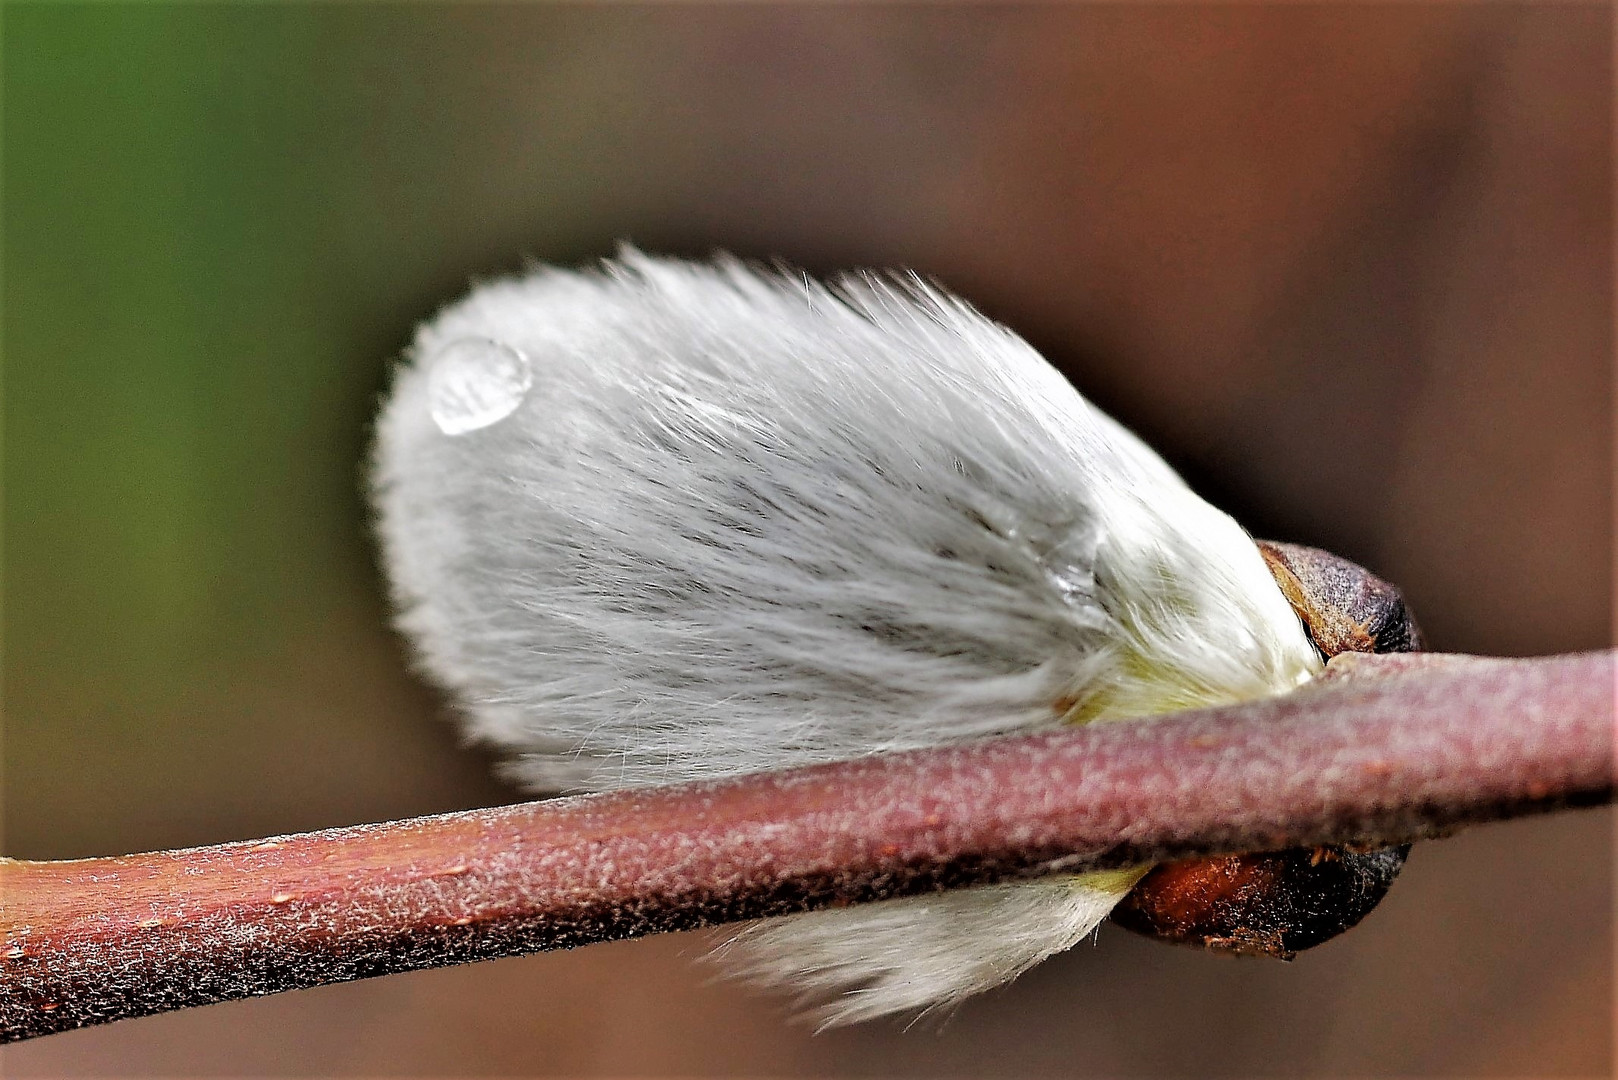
xmin=2 ymin=3 xmax=1611 ymax=1075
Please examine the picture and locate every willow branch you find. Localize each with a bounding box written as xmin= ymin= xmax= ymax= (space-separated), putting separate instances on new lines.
xmin=2 ymin=650 xmax=1612 ymax=1043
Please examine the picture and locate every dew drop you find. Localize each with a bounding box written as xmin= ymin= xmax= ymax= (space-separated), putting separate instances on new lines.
xmin=427 ymin=337 xmax=532 ymax=435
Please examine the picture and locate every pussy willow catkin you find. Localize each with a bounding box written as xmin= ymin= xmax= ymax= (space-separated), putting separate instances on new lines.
xmin=371 ymin=250 xmax=1322 ymax=1025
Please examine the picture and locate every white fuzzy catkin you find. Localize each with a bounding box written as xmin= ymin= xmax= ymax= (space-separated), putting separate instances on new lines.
xmin=371 ymin=249 xmax=1323 ymax=1025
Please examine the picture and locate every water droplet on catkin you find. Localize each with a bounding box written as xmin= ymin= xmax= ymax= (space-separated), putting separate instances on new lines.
xmin=427 ymin=337 xmax=532 ymax=435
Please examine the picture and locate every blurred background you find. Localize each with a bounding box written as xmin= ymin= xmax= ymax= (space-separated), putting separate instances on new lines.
xmin=2 ymin=3 xmax=1611 ymax=1075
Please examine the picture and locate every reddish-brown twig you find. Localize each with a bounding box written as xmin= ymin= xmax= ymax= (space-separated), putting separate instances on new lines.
xmin=1 ymin=649 xmax=1611 ymax=1043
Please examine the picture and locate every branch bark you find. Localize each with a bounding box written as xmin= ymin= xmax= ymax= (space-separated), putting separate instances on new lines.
xmin=2 ymin=650 xmax=1612 ymax=1043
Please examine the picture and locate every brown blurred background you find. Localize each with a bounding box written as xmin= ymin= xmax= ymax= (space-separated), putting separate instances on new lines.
xmin=2 ymin=3 xmax=1611 ymax=1075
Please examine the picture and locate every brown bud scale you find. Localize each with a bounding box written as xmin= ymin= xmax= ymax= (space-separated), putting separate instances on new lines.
xmin=1112 ymin=541 xmax=1424 ymax=957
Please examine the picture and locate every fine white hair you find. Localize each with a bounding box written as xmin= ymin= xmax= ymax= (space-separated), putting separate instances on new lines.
xmin=371 ymin=249 xmax=1322 ymax=1025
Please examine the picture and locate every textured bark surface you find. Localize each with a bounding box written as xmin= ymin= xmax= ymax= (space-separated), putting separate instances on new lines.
xmin=2 ymin=649 xmax=1612 ymax=1043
